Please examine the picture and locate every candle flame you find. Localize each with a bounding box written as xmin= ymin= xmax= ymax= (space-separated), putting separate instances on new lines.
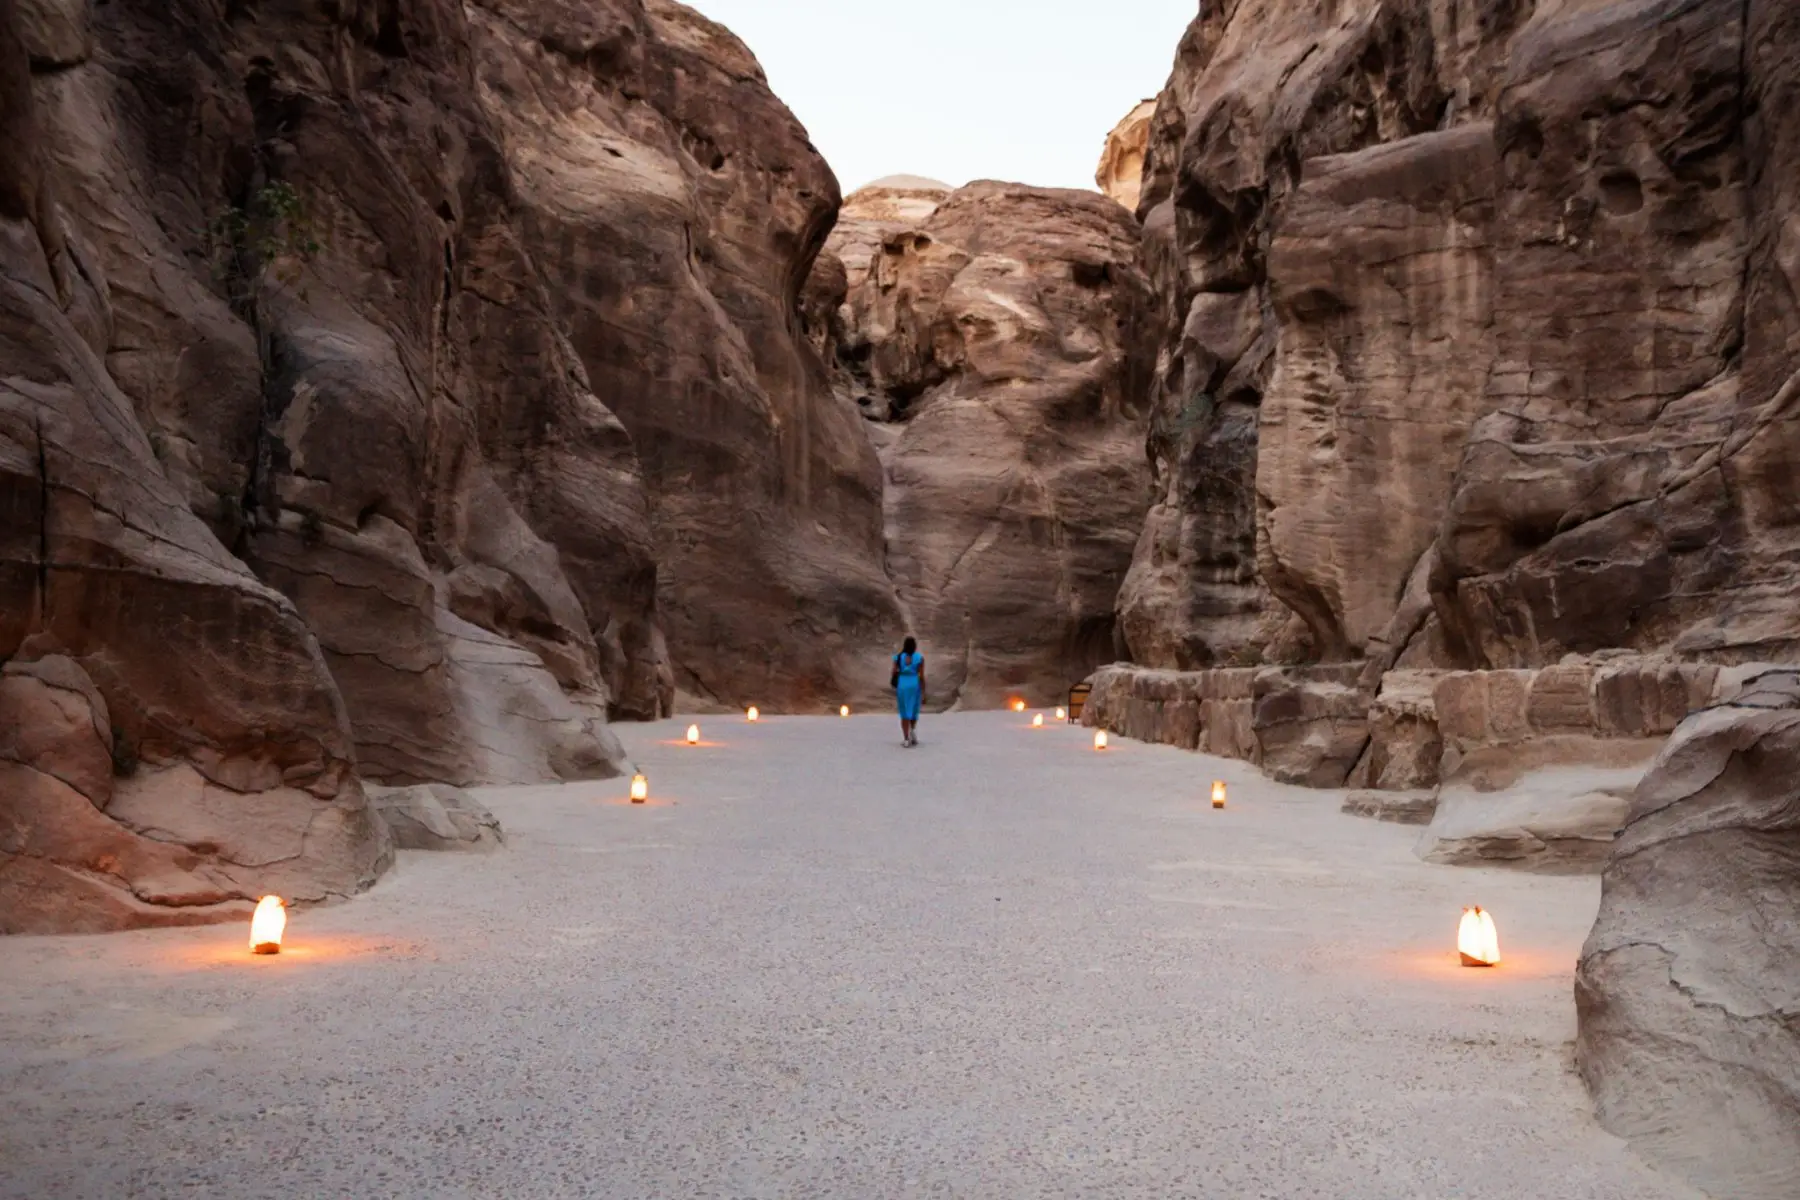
xmin=747 ymin=706 xmax=760 ymax=722
xmin=1458 ymin=906 xmax=1501 ymax=967
xmin=1211 ymin=780 xmax=1227 ymax=808
xmin=630 ymin=773 xmax=648 ymax=803
xmin=1094 ymin=730 xmax=1108 ymax=750
xmin=686 ymin=724 xmax=700 ymax=745
xmin=249 ymin=895 xmax=285 ymax=954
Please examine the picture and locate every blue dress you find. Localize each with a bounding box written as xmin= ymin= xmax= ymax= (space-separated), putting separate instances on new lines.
xmin=894 ymin=652 xmax=923 ymax=720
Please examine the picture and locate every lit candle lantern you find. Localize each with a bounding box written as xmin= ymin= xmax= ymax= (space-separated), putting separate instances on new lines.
xmin=1010 ymin=698 xmax=1026 ymax=712
xmin=686 ymin=724 xmax=700 ymax=745
xmin=840 ymin=705 xmax=851 ymax=717
xmin=1055 ymin=707 xmax=1067 ymax=721
xmin=630 ymin=773 xmax=649 ymax=804
xmin=746 ymin=706 xmax=760 ymax=722
xmin=1032 ymin=713 xmax=1044 ymax=727
xmin=249 ymin=895 xmax=286 ymax=955
xmin=1094 ymin=730 xmax=1108 ymax=750
xmin=1458 ymin=906 xmax=1501 ymax=967
xmin=1211 ymin=780 xmax=1227 ymax=809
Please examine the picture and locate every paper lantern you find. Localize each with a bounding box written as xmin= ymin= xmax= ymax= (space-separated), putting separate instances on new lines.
xmin=686 ymin=724 xmax=700 ymax=745
xmin=630 ymin=773 xmax=649 ymax=804
xmin=249 ymin=895 xmax=286 ymax=955
xmin=1031 ymin=713 xmax=1044 ymax=728
xmin=1211 ymin=780 xmax=1227 ymax=809
xmin=1055 ymin=707 xmax=1067 ymax=721
xmin=1458 ymin=906 xmax=1501 ymax=967
xmin=840 ymin=705 xmax=851 ymax=717
xmin=1010 ymin=698 xmax=1026 ymax=712
xmin=746 ymin=706 xmax=760 ymax=722
xmin=1094 ymin=730 xmax=1108 ymax=750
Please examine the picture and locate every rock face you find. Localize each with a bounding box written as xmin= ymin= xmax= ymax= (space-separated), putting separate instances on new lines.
xmin=476 ymin=1 xmax=903 ymax=710
xmin=1121 ymin=0 xmax=1800 ymax=676
xmin=818 ymin=182 xmax=1156 ymax=705
xmin=1576 ymin=670 xmax=1800 ymax=1199
xmin=0 ymin=0 xmax=896 ymax=931
xmin=367 ymin=784 xmax=503 ymax=852
xmin=1095 ymin=99 xmax=1155 ymax=212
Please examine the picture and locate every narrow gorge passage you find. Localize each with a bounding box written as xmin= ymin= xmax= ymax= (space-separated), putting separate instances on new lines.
xmin=0 ymin=715 xmax=1697 ymax=1199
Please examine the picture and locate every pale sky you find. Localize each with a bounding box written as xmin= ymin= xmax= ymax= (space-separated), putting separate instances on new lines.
xmin=685 ymin=0 xmax=1198 ymax=194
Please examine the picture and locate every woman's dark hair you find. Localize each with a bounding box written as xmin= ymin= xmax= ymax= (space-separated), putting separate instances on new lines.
xmin=902 ymin=636 xmax=917 ymax=655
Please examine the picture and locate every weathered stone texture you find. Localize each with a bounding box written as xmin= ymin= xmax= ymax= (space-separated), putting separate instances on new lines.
xmin=819 ymin=183 xmax=1157 ymax=707
xmin=1577 ymin=669 xmax=1800 ymax=1199
xmin=1123 ymin=0 xmax=1800 ymax=675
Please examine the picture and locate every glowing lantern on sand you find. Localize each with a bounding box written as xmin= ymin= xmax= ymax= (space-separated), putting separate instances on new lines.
xmin=1458 ymin=906 xmax=1501 ymax=967
xmin=746 ymin=706 xmax=760 ymax=722
xmin=250 ymin=895 xmax=286 ymax=955
xmin=630 ymin=773 xmax=649 ymax=804
xmin=1055 ymin=707 xmax=1067 ymax=721
xmin=1211 ymin=780 xmax=1227 ymax=809
xmin=840 ymin=705 xmax=851 ymax=717
xmin=1032 ymin=713 xmax=1044 ymax=728
xmin=686 ymin=724 xmax=700 ymax=745
xmin=1010 ymin=698 xmax=1026 ymax=713
xmin=1094 ymin=730 xmax=1109 ymax=751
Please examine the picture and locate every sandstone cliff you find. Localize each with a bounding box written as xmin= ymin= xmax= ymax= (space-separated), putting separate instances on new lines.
xmin=1120 ymin=0 xmax=1800 ymax=677
xmin=816 ymin=181 xmax=1155 ymax=706
xmin=0 ymin=0 xmax=895 ymax=931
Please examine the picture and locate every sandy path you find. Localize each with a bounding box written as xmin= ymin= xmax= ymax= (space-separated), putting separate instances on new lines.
xmin=0 ymin=713 xmax=1700 ymax=1199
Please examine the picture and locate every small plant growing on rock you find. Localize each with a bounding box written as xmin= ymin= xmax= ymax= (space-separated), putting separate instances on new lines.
xmin=205 ymin=180 xmax=324 ymax=305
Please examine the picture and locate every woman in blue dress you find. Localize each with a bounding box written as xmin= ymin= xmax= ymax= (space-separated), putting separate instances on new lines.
xmin=892 ymin=636 xmax=926 ymax=747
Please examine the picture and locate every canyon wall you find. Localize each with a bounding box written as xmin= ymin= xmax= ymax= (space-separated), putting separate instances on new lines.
xmin=814 ymin=181 xmax=1156 ymax=706
xmin=1123 ymin=0 xmax=1800 ymax=677
xmin=0 ymin=0 xmax=896 ymax=931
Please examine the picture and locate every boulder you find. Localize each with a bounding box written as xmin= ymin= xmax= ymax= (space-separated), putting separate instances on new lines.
xmin=1416 ymin=764 xmax=1648 ymax=872
xmin=1576 ymin=669 xmax=1800 ymax=1199
xmin=1341 ymin=790 xmax=1436 ymax=826
xmin=1251 ymin=666 xmax=1369 ymax=787
xmin=367 ymin=784 xmax=503 ymax=852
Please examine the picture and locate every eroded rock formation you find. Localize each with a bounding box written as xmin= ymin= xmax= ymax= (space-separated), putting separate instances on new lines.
xmin=1095 ymin=99 xmax=1154 ymax=212
xmin=817 ymin=182 xmax=1156 ymax=705
xmin=1 ymin=0 xmax=897 ymax=931
xmin=1576 ymin=669 xmax=1800 ymax=1200
xmin=1120 ymin=0 xmax=1800 ymax=677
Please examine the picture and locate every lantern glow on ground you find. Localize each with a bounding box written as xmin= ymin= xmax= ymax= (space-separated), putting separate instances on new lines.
xmin=1212 ymin=780 xmax=1227 ymax=809
xmin=746 ymin=706 xmax=760 ymax=722
xmin=1031 ymin=713 xmax=1044 ymax=727
xmin=1458 ymin=906 xmax=1501 ymax=967
xmin=1009 ymin=698 xmax=1026 ymax=712
xmin=686 ymin=724 xmax=700 ymax=745
xmin=1094 ymin=730 xmax=1108 ymax=750
xmin=630 ymin=774 xmax=649 ymax=804
xmin=840 ymin=705 xmax=850 ymax=717
xmin=1055 ymin=707 xmax=1066 ymax=720
xmin=249 ymin=895 xmax=286 ymax=955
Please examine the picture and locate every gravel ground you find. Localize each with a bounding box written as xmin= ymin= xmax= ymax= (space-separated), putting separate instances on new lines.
xmin=0 ymin=712 xmax=1702 ymax=1199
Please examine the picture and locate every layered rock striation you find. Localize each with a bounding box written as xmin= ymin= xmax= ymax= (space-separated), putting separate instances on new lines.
xmin=815 ymin=182 xmax=1156 ymax=706
xmin=0 ymin=0 xmax=898 ymax=931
